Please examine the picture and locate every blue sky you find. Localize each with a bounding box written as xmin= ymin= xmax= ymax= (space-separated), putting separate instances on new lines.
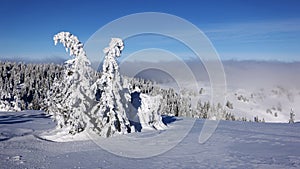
xmin=0 ymin=0 xmax=300 ymax=63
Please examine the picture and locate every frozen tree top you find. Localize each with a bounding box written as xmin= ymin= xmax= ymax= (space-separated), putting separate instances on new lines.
xmin=103 ymin=38 xmax=124 ymax=57
xmin=53 ymin=32 xmax=85 ymax=57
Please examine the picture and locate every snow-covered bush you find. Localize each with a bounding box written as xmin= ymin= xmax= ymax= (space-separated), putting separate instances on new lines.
xmin=0 ymin=100 xmax=20 ymax=111
xmin=289 ymin=109 xmax=295 ymax=123
xmin=137 ymin=93 xmax=167 ymax=130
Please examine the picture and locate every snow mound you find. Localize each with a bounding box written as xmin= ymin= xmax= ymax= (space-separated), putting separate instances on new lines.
xmin=42 ymin=128 xmax=90 ymax=142
xmin=138 ymin=93 xmax=167 ymax=130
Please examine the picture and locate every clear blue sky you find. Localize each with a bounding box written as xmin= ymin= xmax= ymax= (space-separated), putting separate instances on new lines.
xmin=0 ymin=0 xmax=300 ymax=63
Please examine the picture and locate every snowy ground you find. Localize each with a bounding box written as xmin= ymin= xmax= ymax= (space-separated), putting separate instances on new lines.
xmin=189 ymin=83 xmax=300 ymax=123
xmin=1 ymin=110 xmax=300 ymax=169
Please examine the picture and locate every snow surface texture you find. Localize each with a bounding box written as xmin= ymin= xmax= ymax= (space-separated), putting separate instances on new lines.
xmin=1 ymin=110 xmax=300 ymax=168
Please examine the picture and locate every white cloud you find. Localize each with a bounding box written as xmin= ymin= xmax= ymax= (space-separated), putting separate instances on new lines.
xmin=203 ymin=19 xmax=300 ymax=42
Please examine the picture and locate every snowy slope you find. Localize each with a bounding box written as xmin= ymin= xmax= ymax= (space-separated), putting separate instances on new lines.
xmin=1 ymin=110 xmax=300 ymax=168
xmin=224 ymin=86 xmax=300 ymax=123
xmin=123 ymin=61 xmax=300 ymax=123
xmin=191 ymin=83 xmax=300 ymax=123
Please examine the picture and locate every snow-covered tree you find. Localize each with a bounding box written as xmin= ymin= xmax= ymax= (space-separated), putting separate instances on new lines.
xmin=47 ymin=32 xmax=95 ymax=134
xmin=226 ymin=100 xmax=233 ymax=109
xmin=90 ymin=38 xmax=133 ymax=137
xmin=289 ymin=108 xmax=295 ymax=124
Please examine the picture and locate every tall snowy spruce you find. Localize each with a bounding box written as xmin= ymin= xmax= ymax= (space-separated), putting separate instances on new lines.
xmin=46 ymin=32 xmax=94 ymax=134
xmin=90 ymin=38 xmax=133 ymax=137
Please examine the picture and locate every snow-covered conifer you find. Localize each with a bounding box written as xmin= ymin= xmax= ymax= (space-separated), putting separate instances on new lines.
xmin=48 ymin=32 xmax=94 ymax=134
xmin=90 ymin=38 xmax=133 ymax=137
xmin=289 ymin=109 xmax=295 ymax=124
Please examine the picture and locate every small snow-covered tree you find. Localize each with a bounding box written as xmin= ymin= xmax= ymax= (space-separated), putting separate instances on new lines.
xmin=289 ymin=109 xmax=295 ymax=124
xmin=90 ymin=38 xmax=133 ymax=137
xmin=226 ymin=100 xmax=233 ymax=109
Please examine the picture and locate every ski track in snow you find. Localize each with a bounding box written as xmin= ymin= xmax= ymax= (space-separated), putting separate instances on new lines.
xmin=0 ymin=110 xmax=300 ymax=169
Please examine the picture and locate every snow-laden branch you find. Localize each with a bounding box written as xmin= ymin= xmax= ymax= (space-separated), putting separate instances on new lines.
xmin=101 ymin=38 xmax=124 ymax=77
xmin=53 ymin=32 xmax=85 ymax=57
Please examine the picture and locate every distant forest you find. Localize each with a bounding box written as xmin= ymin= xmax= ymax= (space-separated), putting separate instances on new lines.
xmin=0 ymin=61 xmax=248 ymax=122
